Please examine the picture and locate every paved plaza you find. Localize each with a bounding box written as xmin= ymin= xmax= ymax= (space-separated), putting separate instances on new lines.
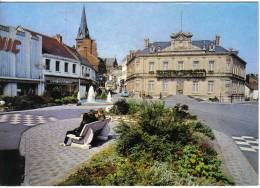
xmin=19 ymin=118 xmax=116 ymax=185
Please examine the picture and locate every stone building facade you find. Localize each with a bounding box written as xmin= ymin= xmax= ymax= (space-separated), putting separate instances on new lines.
xmin=126 ymin=32 xmax=246 ymax=102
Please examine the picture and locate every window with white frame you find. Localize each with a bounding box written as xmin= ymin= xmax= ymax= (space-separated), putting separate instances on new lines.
xmin=64 ymin=62 xmax=68 ymax=73
xmin=225 ymin=80 xmax=231 ymax=88
xmin=177 ymin=61 xmax=183 ymax=70
xmin=149 ymin=62 xmax=154 ymax=72
xmin=148 ymin=80 xmax=155 ymax=92
xmin=208 ymin=81 xmax=214 ymax=93
xmin=162 ymin=79 xmax=168 ymax=91
xmin=55 ymin=61 xmax=60 ymax=72
xmin=163 ymin=62 xmax=168 ymax=70
xmin=82 ymin=66 xmax=84 ymax=75
xmin=45 ymin=59 xmax=50 ymax=70
xmin=193 ymin=61 xmax=199 ymax=70
xmin=192 ymin=81 xmax=199 ymax=93
xmin=208 ymin=61 xmax=214 ymax=71
xmin=72 ymin=64 xmax=76 ymax=73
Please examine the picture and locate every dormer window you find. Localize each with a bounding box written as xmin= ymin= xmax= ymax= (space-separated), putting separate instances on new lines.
xmin=149 ymin=46 xmax=155 ymax=53
xmin=209 ymin=43 xmax=215 ymax=51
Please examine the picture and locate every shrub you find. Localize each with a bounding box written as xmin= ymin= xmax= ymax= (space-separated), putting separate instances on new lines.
xmin=171 ymin=104 xmax=196 ymax=121
xmin=53 ymin=96 xmax=77 ymax=105
xmin=96 ymin=92 xmax=107 ymax=100
xmin=62 ymin=96 xmax=77 ymax=104
xmin=191 ymin=122 xmax=215 ymax=139
xmin=127 ymin=100 xmax=143 ymax=115
xmin=111 ymin=99 xmax=129 ymax=115
xmin=59 ymin=101 xmax=232 ymax=186
xmin=1 ymin=95 xmax=49 ymax=110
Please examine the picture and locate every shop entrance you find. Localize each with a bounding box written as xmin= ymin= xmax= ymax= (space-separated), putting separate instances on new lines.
xmin=0 ymin=83 xmax=5 ymax=95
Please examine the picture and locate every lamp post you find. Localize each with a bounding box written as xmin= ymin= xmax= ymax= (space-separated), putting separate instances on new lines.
xmin=78 ymin=66 xmax=81 ymax=103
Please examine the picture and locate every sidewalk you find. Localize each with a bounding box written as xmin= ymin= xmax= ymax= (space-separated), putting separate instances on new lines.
xmin=19 ymin=118 xmax=116 ymax=185
xmin=213 ymin=130 xmax=258 ymax=185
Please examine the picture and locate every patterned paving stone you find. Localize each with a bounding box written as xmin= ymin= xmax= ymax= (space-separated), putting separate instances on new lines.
xmin=0 ymin=113 xmax=57 ymax=126
xmin=19 ymin=118 xmax=115 ymax=185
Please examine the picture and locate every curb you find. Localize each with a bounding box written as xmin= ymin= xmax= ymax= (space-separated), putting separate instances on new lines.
xmin=0 ymin=104 xmax=113 ymax=115
xmin=0 ymin=105 xmax=71 ymax=115
xmin=213 ymin=130 xmax=258 ymax=185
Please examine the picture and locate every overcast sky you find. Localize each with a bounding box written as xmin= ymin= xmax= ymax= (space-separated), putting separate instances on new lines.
xmin=0 ymin=2 xmax=258 ymax=73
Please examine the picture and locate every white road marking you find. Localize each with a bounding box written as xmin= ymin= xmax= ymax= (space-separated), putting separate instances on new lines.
xmin=235 ymin=141 xmax=250 ymax=145
xmin=251 ymin=145 xmax=259 ymax=150
xmin=0 ymin=114 xmax=8 ymax=123
xmin=232 ymin=136 xmax=245 ymax=140
xmin=246 ymin=140 xmax=258 ymax=144
xmin=48 ymin=117 xmax=57 ymax=121
xmin=240 ymin=147 xmax=257 ymax=152
xmin=241 ymin=136 xmax=255 ymax=139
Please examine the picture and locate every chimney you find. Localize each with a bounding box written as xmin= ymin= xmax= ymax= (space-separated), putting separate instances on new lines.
xmin=144 ymin=38 xmax=149 ymax=48
xmin=215 ymin=35 xmax=220 ymax=46
xmin=54 ymin=34 xmax=62 ymax=43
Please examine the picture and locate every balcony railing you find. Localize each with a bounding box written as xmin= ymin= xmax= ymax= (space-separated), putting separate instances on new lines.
xmin=156 ymin=69 xmax=207 ymax=79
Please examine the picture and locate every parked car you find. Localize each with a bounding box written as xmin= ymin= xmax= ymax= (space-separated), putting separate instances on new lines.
xmin=121 ymin=90 xmax=129 ymax=97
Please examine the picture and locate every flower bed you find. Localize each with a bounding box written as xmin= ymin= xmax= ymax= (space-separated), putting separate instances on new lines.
xmin=0 ymin=95 xmax=77 ymax=111
xmin=58 ymin=101 xmax=233 ymax=186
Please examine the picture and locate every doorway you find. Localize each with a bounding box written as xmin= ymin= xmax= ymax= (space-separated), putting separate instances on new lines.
xmin=176 ymin=80 xmax=184 ymax=94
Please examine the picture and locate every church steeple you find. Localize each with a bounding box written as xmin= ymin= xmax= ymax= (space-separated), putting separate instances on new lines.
xmin=77 ymin=5 xmax=90 ymax=39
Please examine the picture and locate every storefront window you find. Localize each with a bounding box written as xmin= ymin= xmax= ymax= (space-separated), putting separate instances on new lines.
xmin=17 ymin=83 xmax=37 ymax=96
xmin=0 ymin=84 xmax=4 ymax=95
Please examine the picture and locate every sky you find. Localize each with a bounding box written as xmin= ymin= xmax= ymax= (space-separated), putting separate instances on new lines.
xmin=0 ymin=2 xmax=258 ymax=73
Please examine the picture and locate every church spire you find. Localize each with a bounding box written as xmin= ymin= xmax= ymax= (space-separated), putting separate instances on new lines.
xmin=77 ymin=5 xmax=90 ymax=39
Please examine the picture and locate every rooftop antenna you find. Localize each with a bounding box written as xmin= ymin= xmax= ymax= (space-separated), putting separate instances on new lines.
xmin=180 ymin=10 xmax=183 ymax=32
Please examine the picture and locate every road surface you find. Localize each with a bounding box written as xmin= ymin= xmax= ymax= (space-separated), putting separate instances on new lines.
xmin=164 ymin=95 xmax=259 ymax=173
